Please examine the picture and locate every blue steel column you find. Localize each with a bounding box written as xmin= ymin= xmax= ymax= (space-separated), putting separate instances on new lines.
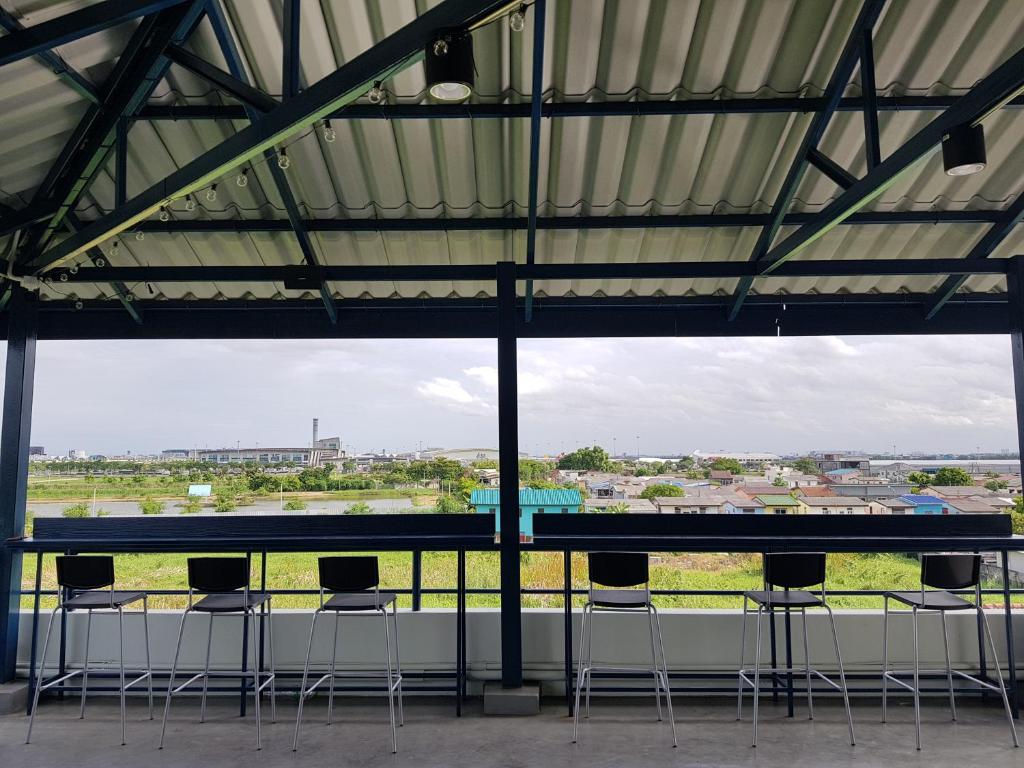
xmin=0 ymin=288 xmax=38 ymax=682
xmin=497 ymin=261 xmax=523 ymax=687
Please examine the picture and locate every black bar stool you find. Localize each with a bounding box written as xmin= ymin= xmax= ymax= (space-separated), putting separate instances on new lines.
xmin=26 ymin=555 xmax=152 ymax=746
xmin=737 ymin=552 xmax=854 ymax=747
xmin=159 ymin=557 xmax=276 ymax=750
xmin=573 ymin=551 xmax=676 ymax=747
xmin=293 ymin=556 xmax=403 ymax=753
xmin=882 ymin=553 xmax=1018 ymax=749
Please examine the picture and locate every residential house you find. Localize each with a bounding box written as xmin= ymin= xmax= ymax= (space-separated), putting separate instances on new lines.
xmin=584 ymin=498 xmax=656 ymax=514
xmin=899 ymin=494 xmax=952 ymax=515
xmin=709 ymin=470 xmax=734 ymax=486
xmin=786 ymin=473 xmax=821 ymax=488
xmin=474 ymin=468 xmax=500 ymax=486
xmin=868 ymin=497 xmax=916 ymax=515
xmin=795 ymin=486 xmax=836 ymax=498
xmin=798 ymin=496 xmax=870 ymax=515
xmin=470 ymin=488 xmax=583 ymax=538
xmin=755 ymin=494 xmax=802 ymax=515
xmin=652 ymin=496 xmax=728 ymax=514
xmin=722 ymin=497 xmax=766 ymax=514
xmin=736 ymin=483 xmax=788 ymax=498
xmin=946 ymin=497 xmax=1000 ymax=514
xmin=828 ymin=482 xmax=913 ymax=499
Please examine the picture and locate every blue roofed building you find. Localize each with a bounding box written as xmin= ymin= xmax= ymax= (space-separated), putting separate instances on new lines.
xmin=899 ymin=494 xmax=953 ymax=515
xmin=470 ymin=488 xmax=583 ymax=539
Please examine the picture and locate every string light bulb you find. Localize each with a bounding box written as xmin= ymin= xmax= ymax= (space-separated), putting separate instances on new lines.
xmin=236 ymin=169 xmax=249 ymax=187
xmin=74 ymin=300 xmax=83 ymax=311
xmin=509 ymin=5 xmax=526 ymax=31
xmin=69 ymin=264 xmax=79 ymax=275
xmin=184 ymin=195 xmax=196 ymax=212
xmin=136 ymin=230 xmax=145 ymax=241
xmin=59 ymin=272 xmax=68 ymax=282
xmin=125 ymin=292 xmax=134 ymax=302
xmin=94 ymin=257 xmax=106 ymax=267
xmin=277 ymin=149 xmax=290 ymax=170
xmin=367 ymin=81 xmax=384 ymax=104
xmin=158 ymin=206 xmax=170 ymax=222
xmin=206 ymin=184 xmax=218 ymax=202
xmin=322 ymin=120 xmax=336 ymax=142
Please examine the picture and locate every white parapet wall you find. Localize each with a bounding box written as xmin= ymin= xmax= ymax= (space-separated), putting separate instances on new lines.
xmin=15 ymin=609 xmax=1023 ymax=697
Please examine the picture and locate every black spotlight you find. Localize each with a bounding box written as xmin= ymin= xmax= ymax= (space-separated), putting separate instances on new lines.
xmin=942 ymin=123 xmax=986 ymax=176
xmin=425 ymin=32 xmax=474 ymax=102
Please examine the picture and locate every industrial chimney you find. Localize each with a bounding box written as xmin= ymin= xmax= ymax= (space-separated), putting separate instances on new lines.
xmin=312 ymin=417 xmax=319 ymax=448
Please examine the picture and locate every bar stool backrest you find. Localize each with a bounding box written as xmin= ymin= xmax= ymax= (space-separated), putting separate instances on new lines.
xmin=763 ymin=553 xmax=826 ymax=590
xmin=588 ymin=551 xmax=648 ymax=588
xmin=921 ymin=553 xmax=980 ymax=590
xmin=187 ymin=557 xmax=250 ymax=593
xmin=318 ymin=556 xmax=380 ymax=592
xmin=56 ymin=555 xmax=114 ymax=590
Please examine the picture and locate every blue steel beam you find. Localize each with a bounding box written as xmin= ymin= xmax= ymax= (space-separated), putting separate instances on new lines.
xmin=47 ymin=257 xmax=1010 ymax=284
xmin=0 ymin=288 xmax=37 ymax=682
xmin=30 ymin=0 xmax=511 ymax=273
xmin=860 ymin=29 xmax=881 ymax=169
xmin=0 ymin=6 xmax=100 ymax=103
xmin=165 ymin=43 xmax=278 ymax=112
xmin=135 ymin=94 xmax=1024 ymax=122
xmin=523 ymin=0 xmax=546 ymax=322
xmin=282 ymin=0 xmax=300 ymax=99
xmin=65 ymin=212 xmax=143 ymax=324
xmin=727 ymin=0 xmax=886 ymax=321
xmin=0 ymin=0 xmax=189 ymax=68
xmin=17 ymin=1 xmax=204 ymax=255
xmin=132 ymin=209 xmax=1010 ymax=234
xmin=807 ymin=147 xmax=857 ymax=189
xmin=924 ymin=192 xmax=1024 ymax=319
xmin=205 ymin=0 xmax=336 ymax=323
xmin=760 ymin=44 xmax=1024 ymax=276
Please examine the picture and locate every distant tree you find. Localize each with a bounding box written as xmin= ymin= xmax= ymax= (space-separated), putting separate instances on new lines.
xmin=472 ymin=459 xmax=499 ymax=470
xmin=558 ymin=446 xmax=612 ymax=472
xmin=519 ymin=459 xmax=553 ymax=483
xmin=772 ymin=477 xmax=788 ymax=487
xmin=606 ymin=501 xmax=630 ymax=514
xmin=639 ymin=483 xmax=685 ymax=500
xmin=931 ymin=467 xmax=974 ymax=486
xmin=139 ymin=498 xmax=164 ymax=515
xmin=180 ymin=497 xmax=203 ymax=515
xmin=347 ymin=501 xmax=372 ymax=515
xmin=434 ymin=495 xmax=467 ymax=514
xmin=685 ymin=469 xmax=708 ymax=480
xmin=674 ymin=456 xmax=694 ymax=471
xmin=283 ymin=499 xmax=307 ymax=511
xmin=985 ymin=479 xmax=1008 ymax=492
xmin=709 ymin=458 xmax=744 ymax=475
xmin=634 ymin=464 xmax=654 ymax=477
xmin=791 ymin=457 xmax=819 ymax=475
xmin=213 ymin=493 xmax=237 ymax=513
xmin=907 ymin=471 xmax=933 ymax=487
xmin=62 ymin=502 xmax=90 ymax=518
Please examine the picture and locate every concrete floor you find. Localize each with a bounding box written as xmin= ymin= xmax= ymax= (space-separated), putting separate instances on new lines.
xmin=0 ymin=695 xmax=1020 ymax=768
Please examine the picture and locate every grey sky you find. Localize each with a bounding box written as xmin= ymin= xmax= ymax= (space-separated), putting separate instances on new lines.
xmin=0 ymin=335 xmax=1017 ymax=457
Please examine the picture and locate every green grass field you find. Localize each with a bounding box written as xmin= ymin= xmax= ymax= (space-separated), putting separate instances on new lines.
xmin=22 ymin=546 xmax=995 ymax=612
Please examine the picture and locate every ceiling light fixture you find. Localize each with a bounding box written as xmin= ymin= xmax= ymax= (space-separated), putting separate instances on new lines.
xmin=322 ymin=120 xmax=336 ymax=142
xmin=942 ymin=123 xmax=986 ymax=176
xmin=158 ymin=206 xmax=170 ymax=222
xmin=277 ymin=149 xmax=290 ymax=170
xmin=425 ymin=33 xmax=474 ymax=102
xmin=184 ymin=195 xmax=196 ymax=212
xmin=367 ymin=81 xmax=384 ymax=104
xmin=509 ymin=5 xmax=526 ymax=32
xmin=206 ymin=184 xmax=218 ymax=202
xmin=236 ymin=169 xmax=249 ymax=187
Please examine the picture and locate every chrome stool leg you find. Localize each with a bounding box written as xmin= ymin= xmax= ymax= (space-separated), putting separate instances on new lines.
xmin=266 ymin=601 xmax=276 ymax=723
xmin=26 ymin=606 xmax=61 ymax=744
xmin=825 ymin=605 xmax=854 ymax=746
xmin=117 ymin=606 xmax=126 ymax=745
xmin=751 ymin=604 xmax=764 ymax=747
xmin=801 ymin=607 xmax=813 ymax=720
xmin=572 ymin=603 xmax=591 ymax=743
xmin=652 ymin=605 xmax=677 ymax=747
xmin=584 ymin=604 xmax=594 ymax=719
xmin=143 ymin=597 xmax=153 ymax=720
xmin=736 ymin=595 xmax=748 ymax=721
xmin=881 ymin=595 xmax=889 ymax=723
xmin=79 ymin=609 xmax=92 ymax=719
xmin=248 ymin=608 xmax=262 ymax=750
xmin=979 ymin=607 xmax=1019 ymax=747
xmin=326 ymin=612 xmax=340 ymax=725
xmin=292 ymin=610 xmax=320 ymax=751
xmin=646 ymin=605 xmax=663 ymax=722
xmin=940 ymin=611 xmax=957 ymax=721
xmin=199 ymin=614 xmax=214 ymax=723
xmin=392 ymin=601 xmax=404 ymax=727
xmin=159 ymin=610 xmax=191 ymax=749
xmin=911 ymin=606 xmax=921 ymax=751
xmin=382 ymin=608 xmax=398 ymax=754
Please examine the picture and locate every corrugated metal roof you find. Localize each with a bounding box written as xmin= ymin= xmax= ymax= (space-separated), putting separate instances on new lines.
xmin=755 ymin=494 xmax=800 ymax=505
xmin=0 ymin=0 xmax=1022 ymax=304
xmin=470 ymin=487 xmax=582 ymax=506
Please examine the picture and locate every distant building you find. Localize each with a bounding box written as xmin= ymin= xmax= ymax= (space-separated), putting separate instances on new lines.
xmin=722 ymin=497 xmax=766 ymax=514
xmin=161 ymin=449 xmax=191 ymax=460
xmin=814 ymin=454 xmax=870 ymax=473
xmin=68 ymin=449 xmax=87 ymax=460
xmin=470 ymin=488 xmax=583 ymax=538
xmin=652 ymin=496 xmax=729 ymax=514
xmin=692 ymin=451 xmax=779 ymax=469
xmin=424 ymin=448 xmax=513 ymax=464
xmin=29 ymin=446 xmax=44 ymax=456
xmin=946 ymin=498 xmax=1000 ymax=514
xmin=584 ymin=498 xmax=656 ymax=514
xmin=899 ymin=494 xmax=952 ymax=515
xmin=755 ymin=494 xmax=802 ymax=515
xmin=868 ymin=498 xmax=916 ymax=515
xmin=194 ymin=447 xmax=339 ymax=466
xmin=798 ymin=496 xmax=870 ymax=515
xmin=785 ymin=473 xmax=821 ymax=488
xmin=828 ymin=482 xmax=913 ymax=499
xmin=709 ymin=470 xmax=734 ymax=485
